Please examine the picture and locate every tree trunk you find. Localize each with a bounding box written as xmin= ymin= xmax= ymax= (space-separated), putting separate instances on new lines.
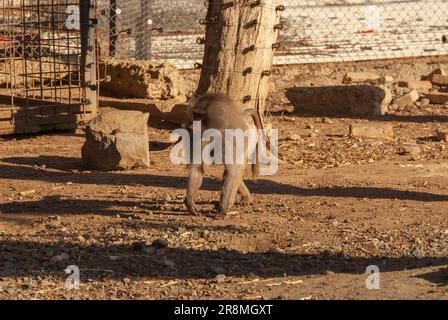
xmin=196 ymin=0 xmax=282 ymax=114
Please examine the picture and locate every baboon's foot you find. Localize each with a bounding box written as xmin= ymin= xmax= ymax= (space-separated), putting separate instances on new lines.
xmin=214 ymin=210 xmax=228 ymax=219
xmin=185 ymin=199 xmax=200 ymax=216
xmin=237 ymin=194 xmax=252 ymax=206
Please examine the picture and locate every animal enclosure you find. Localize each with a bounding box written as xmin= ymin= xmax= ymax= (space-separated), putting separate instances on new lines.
xmin=0 ymin=0 xmax=97 ymax=135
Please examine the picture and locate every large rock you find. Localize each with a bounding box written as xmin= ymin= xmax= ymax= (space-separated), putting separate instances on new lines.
xmin=424 ymin=93 xmax=448 ymax=105
xmin=399 ymin=80 xmax=432 ymax=91
xmin=1 ymin=58 xmax=69 ymax=87
xmin=82 ymin=111 xmax=150 ymax=171
xmin=285 ymin=85 xmax=391 ymax=116
xmin=100 ymin=59 xmax=187 ymax=100
xmin=98 ymin=96 xmax=188 ymax=125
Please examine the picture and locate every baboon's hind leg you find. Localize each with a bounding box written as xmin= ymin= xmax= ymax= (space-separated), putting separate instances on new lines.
xmin=185 ymin=164 xmax=204 ymax=215
xmin=218 ymin=164 xmax=245 ymax=217
xmin=223 ymin=167 xmax=251 ymax=206
xmin=238 ymin=180 xmax=251 ymax=206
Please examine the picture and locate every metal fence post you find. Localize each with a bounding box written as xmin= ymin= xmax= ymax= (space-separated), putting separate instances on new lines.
xmin=133 ymin=0 xmax=152 ymax=60
xmin=109 ymin=0 xmax=117 ymax=57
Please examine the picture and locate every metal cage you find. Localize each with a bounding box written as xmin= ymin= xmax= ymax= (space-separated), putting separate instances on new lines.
xmin=0 ymin=0 xmax=97 ymax=135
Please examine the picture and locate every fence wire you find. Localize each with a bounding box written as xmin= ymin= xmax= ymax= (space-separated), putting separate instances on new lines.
xmin=97 ymin=0 xmax=448 ymax=69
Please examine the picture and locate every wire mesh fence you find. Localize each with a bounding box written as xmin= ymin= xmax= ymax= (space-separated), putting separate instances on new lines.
xmin=99 ymin=0 xmax=448 ymax=69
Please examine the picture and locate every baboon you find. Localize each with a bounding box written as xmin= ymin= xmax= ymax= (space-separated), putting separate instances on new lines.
xmin=184 ymin=93 xmax=265 ymax=218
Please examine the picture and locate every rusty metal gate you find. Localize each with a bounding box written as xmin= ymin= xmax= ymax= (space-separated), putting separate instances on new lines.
xmin=0 ymin=0 xmax=97 ymax=135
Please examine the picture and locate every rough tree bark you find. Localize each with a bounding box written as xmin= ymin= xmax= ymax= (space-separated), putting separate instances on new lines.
xmin=196 ymin=0 xmax=283 ymax=114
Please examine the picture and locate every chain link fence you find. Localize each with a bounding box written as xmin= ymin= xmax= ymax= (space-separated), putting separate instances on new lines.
xmin=96 ymin=0 xmax=448 ymax=69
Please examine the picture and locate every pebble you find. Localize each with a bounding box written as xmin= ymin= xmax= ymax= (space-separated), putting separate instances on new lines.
xmin=287 ymin=133 xmax=302 ymax=141
xmin=213 ymin=274 xmax=226 ymax=284
xmin=51 ymin=253 xmax=69 ymax=262
xmin=420 ymin=98 xmax=430 ymax=107
xmin=132 ymin=241 xmax=148 ymax=252
xmin=412 ymin=247 xmax=425 ymax=258
xmin=164 ymin=259 xmax=176 ymax=269
xmin=208 ymin=266 xmax=226 ymax=275
xmin=151 ymin=239 xmax=169 ymax=250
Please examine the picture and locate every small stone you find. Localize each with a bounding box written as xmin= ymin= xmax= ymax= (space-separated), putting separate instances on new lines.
xmin=151 ymin=238 xmax=169 ymax=250
xmin=412 ymin=247 xmax=425 ymax=258
xmin=109 ymin=255 xmax=121 ymax=261
xmin=420 ymin=98 xmax=430 ymax=107
xmin=342 ymin=72 xmax=382 ymax=84
xmin=367 ymin=139 xmax=384 ymax=147
xmin=123 ymin=278 xmax=131 ymax=284
xmin=19 ymin=189 xmax=36 ymax=196
xmin=381 ymin=75 xmax=394 ymax=84
xmin=322 ymin=117 xmax=333 ymax=124
xmin=51 ymin=253 xmax=69 ymax=262
xmin=213 ymin=274 xmax=226 ymax=283
xmin=208 ymin=266 xmax=226 ymax=275
xmin=286 ymin=133 xmax=301 ymax=141
xmin=402 ymin=145 xmax=421 ymax=158
xmin=164 ymin=258 xmax=176 ymax=269
xmin=393 ymin=90 xmax=419 ymax=108
xmin=132 ymin=241 xmax=149 ymax=252
xmin=399 ymin=80 xmax=432 ymax=91
xmin=436 ymin=130 xmax=448 ymax=142
xmin=350 ymin=123 xmax=394 ymax=140
xmin=0 ymin=281 xmax=10 ymax=290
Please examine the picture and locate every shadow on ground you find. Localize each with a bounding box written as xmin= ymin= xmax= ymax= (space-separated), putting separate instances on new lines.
xmin=1 ymin=156 xmax=448 ymax=205
xmin=416 ymin=268 xmax=448 ymax=287
xmin=1 ymin=240 xmax=447 ymax=281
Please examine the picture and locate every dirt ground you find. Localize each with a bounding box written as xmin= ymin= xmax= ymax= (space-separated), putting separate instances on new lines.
xmin=1 ymin=58 xmax=448 ymax=300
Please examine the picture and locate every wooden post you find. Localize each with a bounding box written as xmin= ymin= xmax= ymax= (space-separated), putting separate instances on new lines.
xmin=80 ymin=0 xmax=98 ymax=116
xmin=196 ymin=0 xmax=283 ymax=114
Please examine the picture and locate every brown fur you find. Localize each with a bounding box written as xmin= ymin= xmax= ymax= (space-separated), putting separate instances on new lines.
xmin=184 ymin=93 xmax=265 ymax=217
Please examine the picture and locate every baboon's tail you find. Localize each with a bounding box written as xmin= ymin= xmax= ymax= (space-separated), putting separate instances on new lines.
xmin=244 ymin=108 xmax=267 ymax=181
